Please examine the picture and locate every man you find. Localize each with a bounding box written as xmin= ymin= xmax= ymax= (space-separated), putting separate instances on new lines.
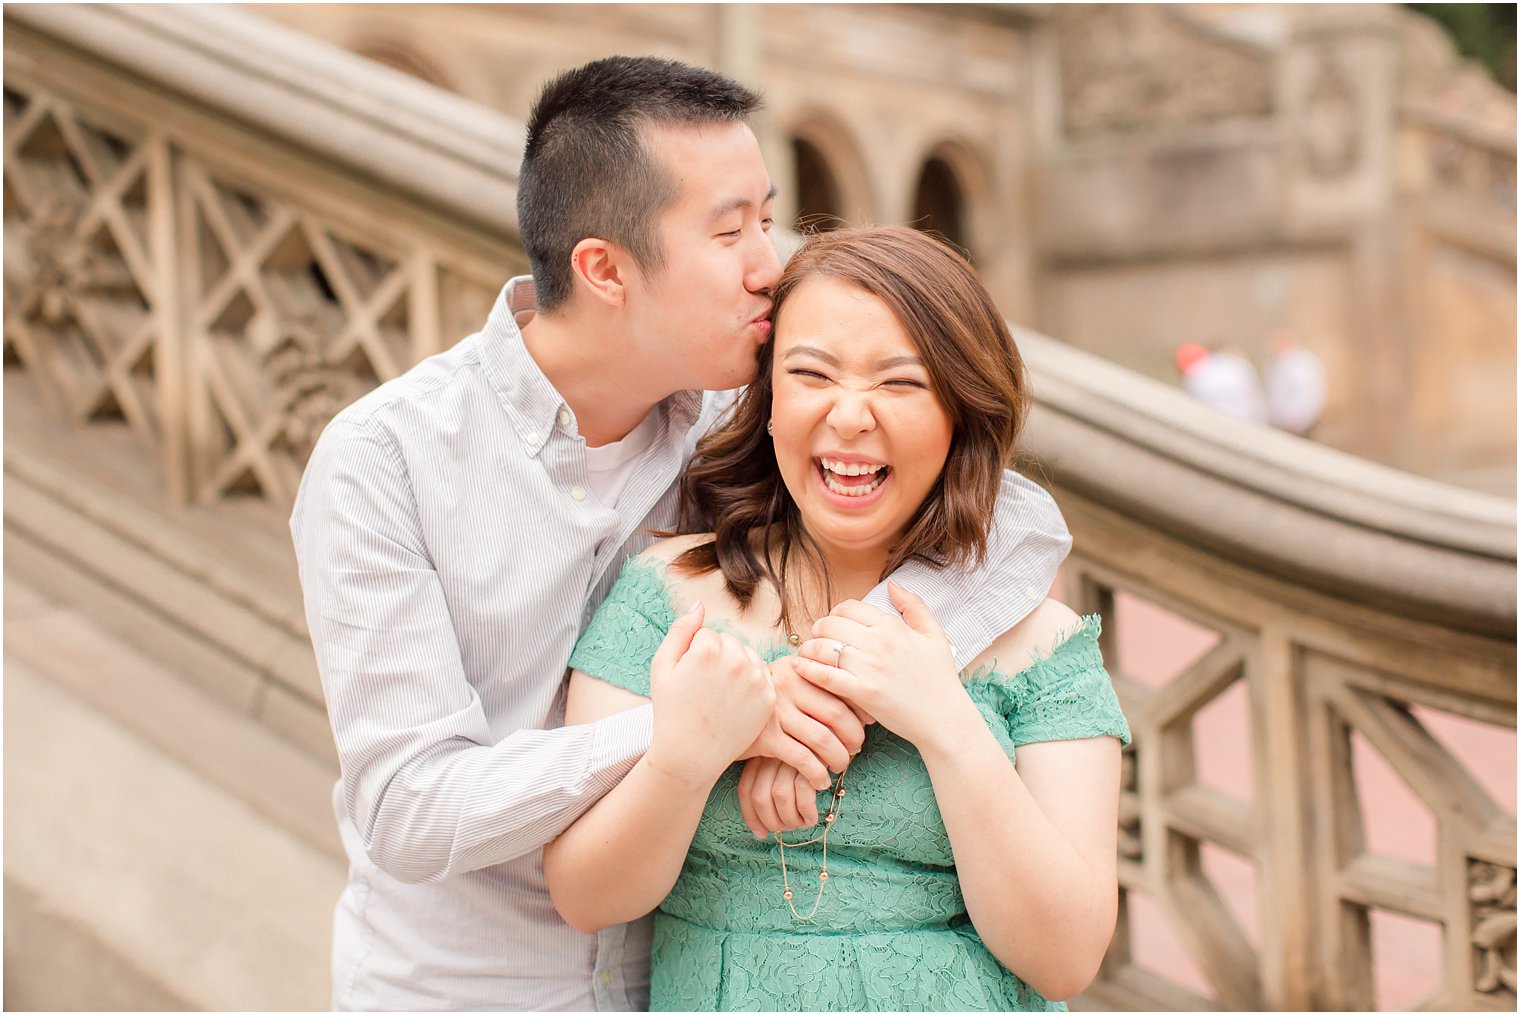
xmin=291 ymin=56 xmax=1071 ymax=1011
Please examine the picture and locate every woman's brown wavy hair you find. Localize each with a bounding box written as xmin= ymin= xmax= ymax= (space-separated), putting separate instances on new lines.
xmin=672 ymin=225 xmax=1030 ymax=632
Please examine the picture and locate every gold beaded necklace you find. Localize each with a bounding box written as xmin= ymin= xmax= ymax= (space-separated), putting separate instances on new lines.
xmin=774 ymin=762 xmax=850 ymax=921
xmin=775 ymin=628 xmax=853 ymax=922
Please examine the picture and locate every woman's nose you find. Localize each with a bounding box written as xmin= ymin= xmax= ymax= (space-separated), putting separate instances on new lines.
xmin=826 ymin=390 xmax=877 ymax=437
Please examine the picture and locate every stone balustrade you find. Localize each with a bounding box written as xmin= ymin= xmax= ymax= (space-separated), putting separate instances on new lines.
xmin=1023 ymin=330 xmax=1514 ymax=1009
xmin=4 ymin=5 xmax=1513 ymax=1011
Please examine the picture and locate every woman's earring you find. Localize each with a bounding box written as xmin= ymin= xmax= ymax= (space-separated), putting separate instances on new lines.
xmin=766 ymin=419 xmax=774 ymax=435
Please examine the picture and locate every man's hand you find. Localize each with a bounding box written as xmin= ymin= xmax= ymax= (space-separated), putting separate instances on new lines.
xmin=645 ymin=603 xmax=775 ymax=790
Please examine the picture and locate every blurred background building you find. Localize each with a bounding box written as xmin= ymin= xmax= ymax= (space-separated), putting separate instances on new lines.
xmin=253 ymin=2 xmax=1518 ymax=495
xmin=4 ymin=4 xmax=1515 ymax=1012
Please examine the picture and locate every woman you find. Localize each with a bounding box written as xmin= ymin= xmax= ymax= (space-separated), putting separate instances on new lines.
xmin=544 ymin=227 xmax=1130 ymax=1011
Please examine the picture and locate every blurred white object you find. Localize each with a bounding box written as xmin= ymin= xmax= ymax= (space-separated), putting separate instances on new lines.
xmin=1265 ymin=335 xmax=1327 ymax=436
xmin=1176 ymin=343 xmax=1268 ymax=425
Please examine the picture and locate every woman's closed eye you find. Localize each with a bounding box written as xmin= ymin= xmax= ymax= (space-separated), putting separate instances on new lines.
xmin=785 ymin=368 xmax=928 ymax=390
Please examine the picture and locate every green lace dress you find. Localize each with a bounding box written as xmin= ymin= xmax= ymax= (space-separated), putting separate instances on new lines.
xmin=568 ymin=559 xmax=1132 ymax=1012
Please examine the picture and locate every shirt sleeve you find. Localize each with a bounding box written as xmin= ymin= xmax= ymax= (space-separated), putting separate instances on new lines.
xmin=862 ymin=469 xmax=1073 ymax=665
xmin=289 ymin=416 xmax=653 ymax=885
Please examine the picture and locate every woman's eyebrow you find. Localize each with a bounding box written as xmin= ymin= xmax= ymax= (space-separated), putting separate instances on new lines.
xmin=781 ymin=347 xmax=925 ymax=371
xmin=781 ymin=345 xmax=840 ymax=365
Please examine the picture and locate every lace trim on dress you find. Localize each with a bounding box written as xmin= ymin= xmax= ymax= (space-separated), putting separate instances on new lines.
xmin=567 ymin=557 xmax=675 ymax=698
xmin=569 ymin=560 xmax=1131 ymax=749
xmin=963 ymin=615 xmax=1131 ymax=748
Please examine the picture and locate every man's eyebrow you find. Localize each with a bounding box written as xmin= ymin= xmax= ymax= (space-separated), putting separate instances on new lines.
xmin=709 ymin=185 xmax=779 ymax=223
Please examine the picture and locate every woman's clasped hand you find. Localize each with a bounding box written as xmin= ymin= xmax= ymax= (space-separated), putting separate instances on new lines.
xmin=643 ymin=602 xmax=777 ymax=792
xmin=793 ymin=582 xmax=977 ymax=754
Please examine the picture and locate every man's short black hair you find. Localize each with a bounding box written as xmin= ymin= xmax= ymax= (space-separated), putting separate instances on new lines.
xmin=517 ymin=56 xmax=763 ymax=312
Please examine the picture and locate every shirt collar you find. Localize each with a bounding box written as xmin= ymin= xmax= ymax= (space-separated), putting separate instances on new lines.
xmin=477 ymin=276 xmax=705 ymax=456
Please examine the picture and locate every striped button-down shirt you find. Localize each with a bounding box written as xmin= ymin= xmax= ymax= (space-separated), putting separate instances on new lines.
xmin=290 ymin=277 xmax=1072 ymax=1011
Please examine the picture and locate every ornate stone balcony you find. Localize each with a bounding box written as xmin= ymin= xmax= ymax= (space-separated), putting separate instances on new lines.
xmin=4 ymin=4 xmax=1514 ymax=1011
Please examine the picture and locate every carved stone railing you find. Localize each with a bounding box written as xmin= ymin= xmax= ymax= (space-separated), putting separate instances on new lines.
xmin=1022 ymin=330 xmax=1515 ymax=1010
xmin=4 ymin=5 xmax=1514 ymax=1012
xmin=1399 ymin=23 xmax=1518 ymax=230
xmin=4 ymin=3 xmax=523 ymax=508
xmin=3 ymin=4 xmax=527 ymax=771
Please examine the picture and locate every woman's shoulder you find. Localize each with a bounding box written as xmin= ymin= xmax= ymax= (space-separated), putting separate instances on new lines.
xmin=635 ymin=532 xmax=716 ymax=567
xmin=966 ymin=600 xmax=1130 ymax=748
xmin=618 ymin=534 xmax=729 ymax=608
xmin=967 ymin=598 xmax=1097 ymax=679
xmin=572 ymin=538 xmax=717 ymax=678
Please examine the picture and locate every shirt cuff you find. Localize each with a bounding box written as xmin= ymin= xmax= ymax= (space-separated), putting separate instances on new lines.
xmin=587 ymin=703 xmax=654 ymax=795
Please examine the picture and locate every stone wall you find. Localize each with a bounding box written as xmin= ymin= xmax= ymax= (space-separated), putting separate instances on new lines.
xmin=1029 ymin=5 xmax=1515 ymax=493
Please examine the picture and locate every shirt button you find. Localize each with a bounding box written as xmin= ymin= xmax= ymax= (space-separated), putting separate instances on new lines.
xmin=558 ymin=408 xmax=572 ymax=427
xmin=571 ymin=486 xmax=587 ymax=501
xmin=524 ymin=431 xmax=538 ymax=445
xmin=1024 ymin=586 xmax=1039 ymax=601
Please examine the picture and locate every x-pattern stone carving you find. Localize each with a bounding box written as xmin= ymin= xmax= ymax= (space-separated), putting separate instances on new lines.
xmin=1429 ymin=128 xmax=1517 ymax=213
xmin=4 ymin=71 xmax=514 ymax=511
xmin=1138 ymin=626 xmax=1260 ymax=1008
xmin=3 ymin=86 xmax=162 ymax=451
xmin=186 ymin=161 xmax=413 ymax=504
xmin=1298 ymin=48 xmax=1361 ymax=181
xmin=1118 ymin=747 xmax=1142 ymax=862
xmin=1056 ymin=5 xmax=1272 ymax=137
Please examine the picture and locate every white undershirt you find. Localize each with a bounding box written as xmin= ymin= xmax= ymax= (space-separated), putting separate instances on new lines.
xmin=583 ymin=408 xmax=661 ymax=508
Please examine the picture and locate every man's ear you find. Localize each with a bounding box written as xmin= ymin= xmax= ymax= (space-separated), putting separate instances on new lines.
xmin=569 ymin=237 xmax=628 ymax=309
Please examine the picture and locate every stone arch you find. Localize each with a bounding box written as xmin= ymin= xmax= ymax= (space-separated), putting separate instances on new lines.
xmin=791 ymin=136 xmax=843 ymax=232
xmin=909 ymin=140 xmax=990 ymax=260
xmin=784 ymin=112 xmax=875 ymax=232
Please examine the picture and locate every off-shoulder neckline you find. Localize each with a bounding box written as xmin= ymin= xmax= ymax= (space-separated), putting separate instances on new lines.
xmin=611 ymin=555 xmax=1103 ymax=684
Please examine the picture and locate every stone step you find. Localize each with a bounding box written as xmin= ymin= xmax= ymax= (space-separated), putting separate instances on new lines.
xmin=4 ymin=569 xmax=341 ymax=863
xmin=2 ymin=372 xmax=334 ymax=768
xmin=4 ymin=572 xmax=345 ymax=1010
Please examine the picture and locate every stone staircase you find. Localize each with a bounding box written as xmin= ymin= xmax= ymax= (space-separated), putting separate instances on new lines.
xmin=4 ymin=567 xmax=343 ymax=1010
xmin=5 ymin=373 xmax=344 ymax=1009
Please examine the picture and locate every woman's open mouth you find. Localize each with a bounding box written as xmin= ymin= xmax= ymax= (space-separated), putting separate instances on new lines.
xmin=815 ymin=457 xmax=891 ymax=500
